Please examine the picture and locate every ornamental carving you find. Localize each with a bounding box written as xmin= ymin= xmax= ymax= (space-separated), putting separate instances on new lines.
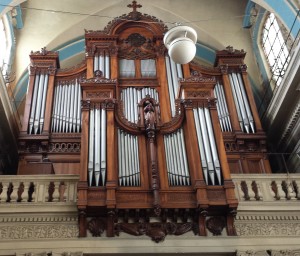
xmin=186 ymin=90 xmax=211 ymax=98
xmin=180 ymin=76 xmax=216 ymax=83
xmin=206 ymin=216 xmax=226 ymax=235
xmin=79 ymin=76 xmax=117 ymax=84
xmin=48 ymin=143 xmax=81 ymax=153
xmin=86 ymin=91 xmax=111 ymax=99
xmin=235 ymin=222 xmax=300 ymax=236
xmin=126 ymin=33 xmax=146 ymax=47
xmin=0 ymin=224 xmax=78 ymax=239
xmin=30 ymin=47 xmax=58 ymax=56
xmin=115 ymin=221 xmax=196 ymax=243
xmin=88 ymin=217 xmax=106 ymax=237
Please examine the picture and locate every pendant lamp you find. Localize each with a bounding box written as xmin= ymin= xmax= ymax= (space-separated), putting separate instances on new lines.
xmin=163 ymin=25 xmax=197 ymax=64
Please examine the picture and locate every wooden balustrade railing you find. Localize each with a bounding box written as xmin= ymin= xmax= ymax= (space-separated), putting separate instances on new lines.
xmin=0 ymin=175 xmax=78 ymax=204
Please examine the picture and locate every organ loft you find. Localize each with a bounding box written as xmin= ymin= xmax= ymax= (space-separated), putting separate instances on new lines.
xmin=17 ymin=1 xmax=271 ymax=241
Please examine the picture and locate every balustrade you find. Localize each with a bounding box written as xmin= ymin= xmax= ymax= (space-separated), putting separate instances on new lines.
xmin=232 ymin=174 xmax=300 ymax=202
xmin=0 ymin=175 xmax=78 ymax=204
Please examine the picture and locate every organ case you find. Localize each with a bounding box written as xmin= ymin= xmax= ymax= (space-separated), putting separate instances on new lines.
xmin=18 ymin=2 xmax=271 ymax=241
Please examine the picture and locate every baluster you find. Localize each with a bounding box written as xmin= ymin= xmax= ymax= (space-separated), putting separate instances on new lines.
xmin=0 ymin=182 xmax=9 ymax=203
xmin=30 ymin=182 xmax=37 ymax=202
xmin=59 ymin=182 xmax=66 ymax=202
xmin=17 ymin=182 xmax=24 ymax=202
xmin=240 ymin=181 xmax=250 ymax=201
xmin=21 ymin=181 xmax=30 ymax=203
xmin=10 ymin=182 xmax=18 ymax=202
xmin=292 ymin=180 xmax=300 ymax=199
xmin=251 ymin=180 xmax=263 ymax=201
xmin=282 ymin=180 xmax=297 ymax=200
xmin=270 ymin=180 xmax=286 ymax=200
xmin=52 ymin=181 xmax=60 ymax=202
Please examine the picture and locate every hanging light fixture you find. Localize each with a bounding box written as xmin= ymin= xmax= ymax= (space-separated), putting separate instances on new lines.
xmin=163 ymin=25 xmax=197 ymax=64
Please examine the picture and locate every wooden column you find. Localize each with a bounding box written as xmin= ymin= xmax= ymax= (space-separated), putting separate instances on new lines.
xmin=110 ymin=50 xmax=118 ymax=79
xmin=42 ymin=67 xmax=56 ymax=134
xmin=210 ymin=105 xmax=238 ymax=208
xmin=183 ymin=105 xmax=209 ymax=208
xmin=157 ymin=55 xmax=171 ymax=122
xmin=105 ymin=101 xmax=117 ymax=209
xmin=86 ymin=57 xmax=94 ymax=79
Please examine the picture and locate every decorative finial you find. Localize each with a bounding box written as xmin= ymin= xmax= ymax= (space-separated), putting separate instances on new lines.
xmin=127 ymin=1 xmax=142 ymax=12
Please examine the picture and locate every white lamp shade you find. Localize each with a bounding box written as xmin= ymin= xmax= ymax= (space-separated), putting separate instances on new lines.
xmin=164 ymin=25 xmax=197 ymax=64
xmin=168 ymin=37 xmax=196 ymax=64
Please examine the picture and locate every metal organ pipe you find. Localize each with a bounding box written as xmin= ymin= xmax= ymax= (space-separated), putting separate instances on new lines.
xmin=236 ymin=73 xmax=255 ymax=133
xmin=118 ymin=129 xmax=140 ymax=186
xmin=193 ymin=109 xmax=208 ymax=183
xmin=214 ymin=82 xmax=232 ymax=132
xmin=94 ymin=53 xmax=110 ymax=79
xmin=88 ymin=106 xmax=107 ymax=187
xmin=229 ymin=72 xmax=255 ymax=133
xmin=28 ymin=72 xmax=50 ymax=135
xmin=165 ymin=56 xmax=183 ymax=117
xmin=51 ymin=79 xmax=82 ymax=133
xmin=121 ymin=87 xmax=159 ymax=123
xmin=193 ymin=107 xmax=222 ymax=185
xmin=163 ymin=128 xmax=190 ymax=186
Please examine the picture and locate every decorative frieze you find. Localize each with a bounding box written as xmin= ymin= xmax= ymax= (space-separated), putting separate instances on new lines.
xmin=0 ymin=224 xmax=78 ymax=239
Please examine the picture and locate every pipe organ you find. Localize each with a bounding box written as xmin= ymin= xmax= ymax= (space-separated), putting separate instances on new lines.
xmin=18 ymin=1 xmax=271 ymax=242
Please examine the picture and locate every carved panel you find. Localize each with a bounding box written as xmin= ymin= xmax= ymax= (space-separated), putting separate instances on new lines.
xmin=86 ymin=91 xmax=111 ymax=99
xmin=48 ymin=143 xmax=81 ymax=153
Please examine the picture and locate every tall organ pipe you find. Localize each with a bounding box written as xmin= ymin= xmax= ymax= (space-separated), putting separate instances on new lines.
xmin=214 ymin=83 xmax=232 ymax=132
xmin=51 ymin=79 xmax=82 ymax=133
xmin=236 ymin=73 xmax=255 ymax=133
xmin=165 ymin=56 xmax=183 ymax=117
xmin=193 ymin=107 xmax=222 ymax=185
xmin=88 ymin=106 xmax=107 ymax=187
xmin=164 ymin=129 xmax=190 ymax=186
xmin=118 ymin=129 xmax=140 ymax=187
xmin=28 ymin=72 xmax=49 ymax=134
xmin=228 ymin=74 xmax=244 ymax=131
xmin=193 ymin=109 xmax=208 ymax=183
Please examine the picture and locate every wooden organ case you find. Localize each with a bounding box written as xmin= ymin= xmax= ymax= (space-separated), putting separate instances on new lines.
xmin=18 ymin=2 xmax=271 ymax=242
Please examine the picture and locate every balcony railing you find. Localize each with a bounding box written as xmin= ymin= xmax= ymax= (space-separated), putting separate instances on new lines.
xmin=0 ymin=175 xmax=78 ymax=204
xmin=0 ymin=174 xmax=299 ymax=207
xmin=232 ymin=173 xmax=300 ymax=203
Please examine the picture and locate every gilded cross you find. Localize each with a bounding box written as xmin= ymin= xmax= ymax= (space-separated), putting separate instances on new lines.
xmin=127 ymin=1 xmax=142 ymax=12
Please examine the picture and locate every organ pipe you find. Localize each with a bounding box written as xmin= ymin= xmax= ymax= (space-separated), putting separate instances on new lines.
xmin=214 ymin=82 xmax=232 ymax=132
xmin=94 ymin=53 xmax=110 ymax=79
xmin=88 ymin=106 xmax=107 ymax=187
xmin=164 ymin=128 xmax=190 ymax=186
xmin=229 ymin=72 xmax=255 ymax=133
xmin=121 ymin=87 xmax=159 ymax=123
xmin=28 ymin=72 xmax=49 ymax=135
xmin=118 ymin=129 xmax=141 ymax=187
xmin=51 ymin=79 xmax=82 ymax=133
xmin=193 ymin=107 xmax=222 ymax=185
xmin=165 ymin=56 xmax=183 ymax=116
